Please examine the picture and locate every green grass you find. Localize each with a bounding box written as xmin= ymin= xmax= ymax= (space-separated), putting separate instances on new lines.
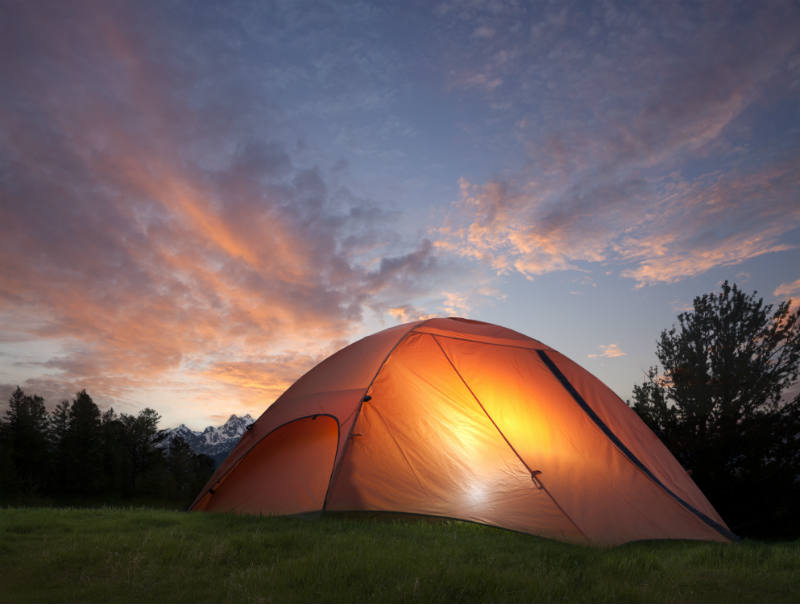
xmin=1 ymin=507 xmax=798 ymax=603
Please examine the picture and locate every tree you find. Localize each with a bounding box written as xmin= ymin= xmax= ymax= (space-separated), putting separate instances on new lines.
xmin=62 ymin=389 xmax=103 ymax=496
xmin=0 ymin=387 xmax=50 ymax=498
xmin=118 ymin=408 xmax=163 ymax=495
xmin=166 ymin=435 xmax=198 ymax=503
xmin=1 ymin=385 xmax=213 ymax=507
xmin=99 ymin=407 xmax=129 ymax=496
xmin=630 ymin=281 xmax=800 ymax=538
xmin=48 ymin=399 xmax=72 ymax=494
xmin=49 ymin=400 xmax=71 ymax=446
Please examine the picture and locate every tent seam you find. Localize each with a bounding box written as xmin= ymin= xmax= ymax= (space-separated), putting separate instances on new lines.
xmin=366 ymin=403 xmax=429 ymax=492
xmin=431 ymin=334 xmax=589 ymax=543
xmin=414 ymin=331 xmax=548 ymax=351
xmin=321 ymin=318 xmax=439 ymax=511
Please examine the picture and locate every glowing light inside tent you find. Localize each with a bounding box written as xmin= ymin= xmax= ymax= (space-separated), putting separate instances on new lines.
xmin=467 ymin=481 xmax=488 ymax=505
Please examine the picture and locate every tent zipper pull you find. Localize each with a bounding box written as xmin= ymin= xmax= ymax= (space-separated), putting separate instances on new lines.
xmin=531 ymin=470 xmax=544 ymax=489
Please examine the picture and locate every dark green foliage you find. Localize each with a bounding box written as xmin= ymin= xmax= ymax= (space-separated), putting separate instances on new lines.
xmin=2 ymin=508 xmax=799 ymax=603
xmin=0 ymin=388 xmax=214 ymax=508
xmin=630 ymin=282 xmax=800 ymax=538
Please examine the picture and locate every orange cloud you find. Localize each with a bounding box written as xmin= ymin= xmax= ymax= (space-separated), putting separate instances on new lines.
xmin=433 ymin=4 xmax=800 ymax=288
xmin=0 ymin=2 xmax=448 ymax=427
xmin=439 ymin=155 xmax=800 ymax=287
xmin=774 ymin=279 xmax=800 ymax=299
xmin=774 ymin=279 xmax=800 ymax=311
xmin=588 ymin=344 xmax=626 ymax=359
xmin=199 ymin=354 xmax=327 ymax=413
xmin=388 ymin=306 xmax=436 ymax=322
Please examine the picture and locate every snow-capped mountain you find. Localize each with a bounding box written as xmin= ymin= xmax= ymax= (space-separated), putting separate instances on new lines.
xmin=160 ymin=414 xmax=254 ymax=465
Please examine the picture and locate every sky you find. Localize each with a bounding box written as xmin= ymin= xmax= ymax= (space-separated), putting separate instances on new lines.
xmin=1 ymin=0 xmax=799 ymax=430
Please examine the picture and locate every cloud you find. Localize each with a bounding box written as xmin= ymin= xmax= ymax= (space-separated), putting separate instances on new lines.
xmin=476 ymin=286 xmax=507 ymax=301
xmin=441 ymin=291 xmax=470 ymax=316
xmin=200 ymin=352 xmax=328 ymax=411
xmin=588 ymin=344 xmax=626 ymax=359
xmin=0 ymin=1 xmax=449 ymax=421
xmin=435 ymin=3 xmax=800 ymax=286
xmin=472 ymin=25 xmax=496 ymax=40
xmin=442 ymin=158 xmax=799 ymax=286
xmin=774 ymin=279 xmax=800 ymax=299
xmin=457 ymin=72 xmax=504 ymax=92
xmin=775 ymin=279 xmax=800 ymax=311
xmin=387 ymin=305 xmax=436 ymax=323
xmin=366 ymin=240 xmax=438 ymax=293
xmin=385 ymin=281 xmax=504 ymax=324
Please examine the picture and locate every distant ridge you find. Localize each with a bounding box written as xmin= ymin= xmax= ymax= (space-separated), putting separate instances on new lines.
xmin=160 ymin=414 xmax=254 ymax=466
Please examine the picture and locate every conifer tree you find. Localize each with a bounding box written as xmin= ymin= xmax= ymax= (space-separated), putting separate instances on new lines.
xmin=63 ymin=390 xmax=103 ymax=496
xmin=0 ymin=387 xmax=49 ymax=497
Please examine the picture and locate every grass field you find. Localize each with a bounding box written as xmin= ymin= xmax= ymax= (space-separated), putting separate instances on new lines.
xmin=1 ymin=507 xmax=798 ymax=603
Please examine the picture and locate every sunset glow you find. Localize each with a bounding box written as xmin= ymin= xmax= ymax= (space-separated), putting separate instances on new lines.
xmin=1 ymin=1 xmax=799 ymax=429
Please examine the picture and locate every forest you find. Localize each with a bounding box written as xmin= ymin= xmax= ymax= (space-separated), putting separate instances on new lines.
xmin=0 ymin=388 xmax=214 ymax=508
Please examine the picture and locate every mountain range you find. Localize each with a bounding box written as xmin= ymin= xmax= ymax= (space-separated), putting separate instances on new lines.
xmin=160 ymin=413 xmax=254 ymax=465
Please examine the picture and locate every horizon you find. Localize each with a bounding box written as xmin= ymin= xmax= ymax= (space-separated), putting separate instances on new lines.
xmin=2 ymin=1 xmax=799 ymax=431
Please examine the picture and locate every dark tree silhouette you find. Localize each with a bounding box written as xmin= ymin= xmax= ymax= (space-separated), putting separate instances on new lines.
xmin=48 ymin=399 xmax=73 ymax=495
xmin=99 ymin=407 xmax=129 ymax=496
xmin=0 ymin=387 xmax=215 ymax=507
xmin=166 ymin=435 xmax=215 ymax=505
xmin=63 ymin=390 xmax=103 ymax=495
xmin=0 ymin=387 xmax=50 ymax=497
xmin=630 ymin=281 xmax=800 ymax=538
xmin=119 ymin=408 xmax=164 ymax=495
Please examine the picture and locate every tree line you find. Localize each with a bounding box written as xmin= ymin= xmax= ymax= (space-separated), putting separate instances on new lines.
xmin=0 ymin=389 xmax=214 ymax=508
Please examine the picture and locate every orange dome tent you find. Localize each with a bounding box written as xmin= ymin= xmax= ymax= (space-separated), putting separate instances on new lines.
xmin=191 ymin=318 xmax=733 ymax=545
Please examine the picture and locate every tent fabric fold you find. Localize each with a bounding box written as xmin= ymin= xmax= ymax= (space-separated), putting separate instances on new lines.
xmin=190 ymin=317 xmax=733 ymax=545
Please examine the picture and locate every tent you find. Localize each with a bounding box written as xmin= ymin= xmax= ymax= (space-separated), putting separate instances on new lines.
xmin=191 ymin=317 xmax=733 ymax=545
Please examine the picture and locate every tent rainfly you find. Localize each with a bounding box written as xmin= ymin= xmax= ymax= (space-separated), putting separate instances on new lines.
xmin=191 ymin=318 xmax=734 ymax=545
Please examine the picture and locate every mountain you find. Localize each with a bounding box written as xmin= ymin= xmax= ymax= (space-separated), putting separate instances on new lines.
xmin=160 ymin=414 xmax=254 ymax=466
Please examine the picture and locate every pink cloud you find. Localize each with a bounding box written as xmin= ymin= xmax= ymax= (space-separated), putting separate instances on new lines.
xmin=774 ymin=279 xmax=800 ymax=299
xmin=588 ymin=344 xmax=626 ymax=359
xmin=775 ymin=279 xmax=800 ymax=311
xmin=436 ymin=3 xmax=800 ymax=289
xmin=433 ymin=3 xmax=800 ymax=287
xmin=440 ymin=156 xmax=799 ymax=287
xmin=0 ymin=2 xmax=448 ymax=423
xmin=387 ymin=305 xmax=436 ymax=322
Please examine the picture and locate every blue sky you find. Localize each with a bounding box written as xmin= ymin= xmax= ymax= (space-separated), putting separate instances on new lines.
xmin=1 ymin=0 xmax=799 ymax=428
